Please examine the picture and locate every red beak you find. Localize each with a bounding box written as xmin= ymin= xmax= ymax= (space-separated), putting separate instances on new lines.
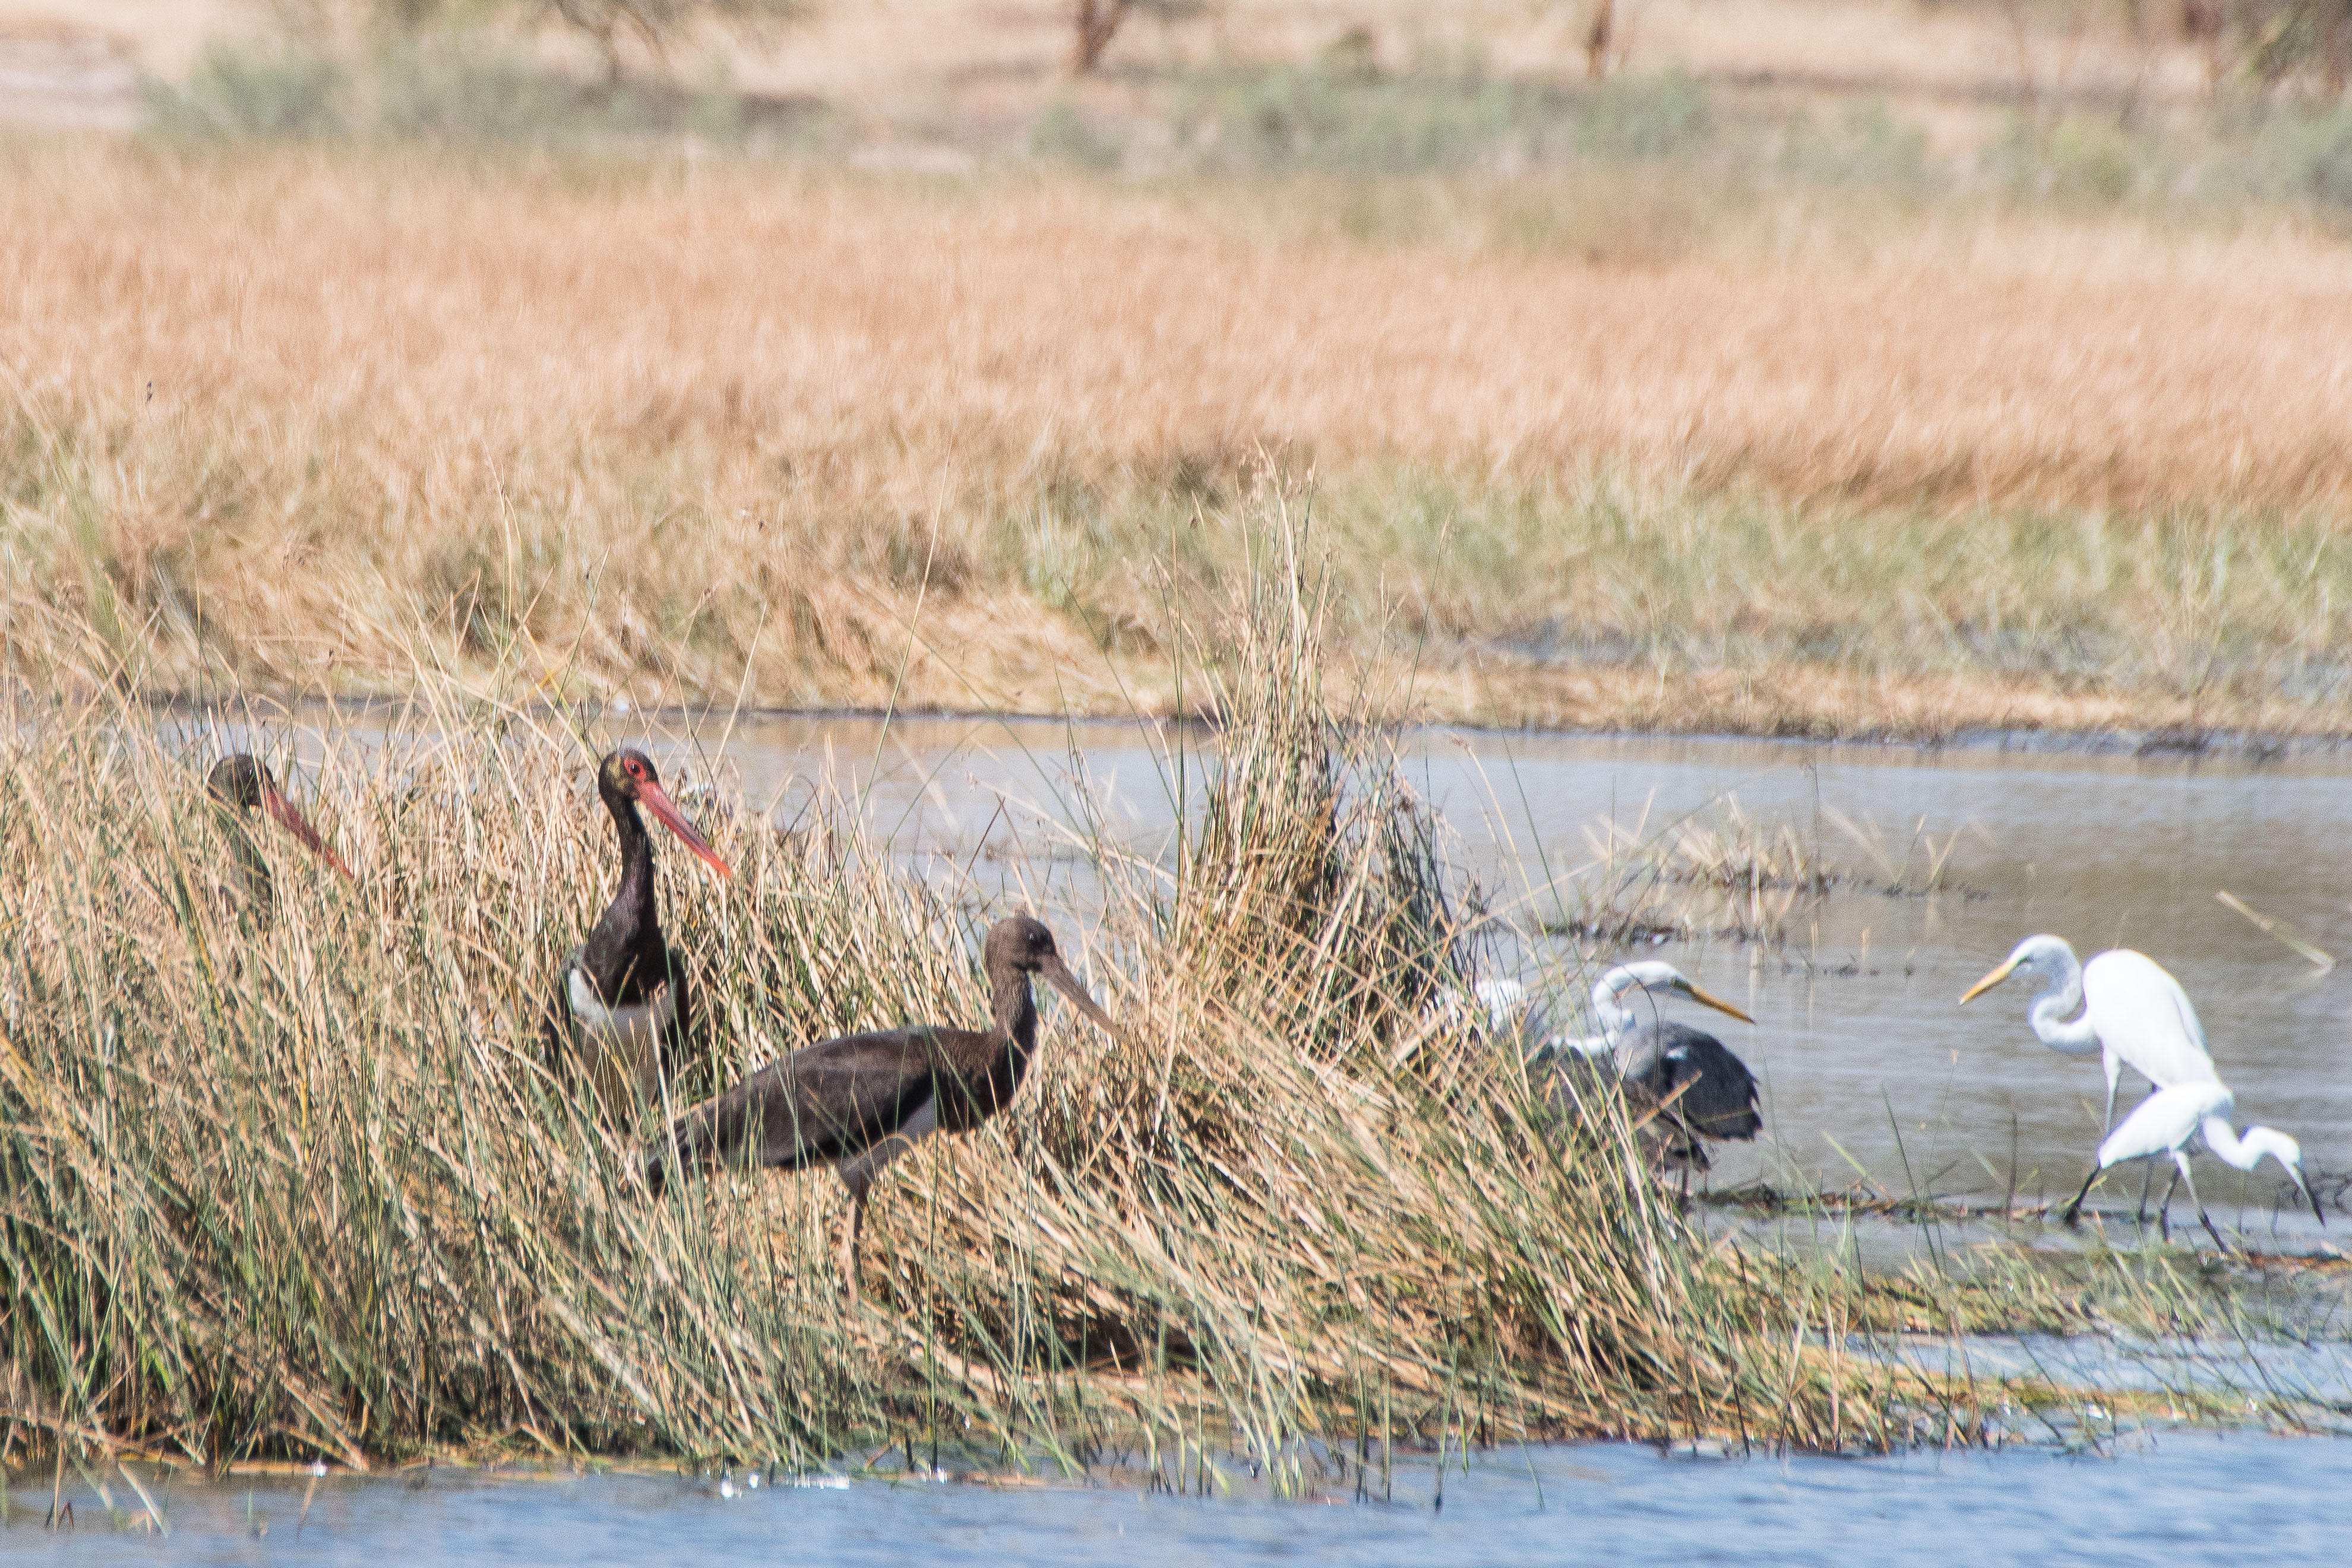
xmin=261 ymin=782 xmax=354 ymax=881
xmin=636 ymin=779 xmax=734 ymax=880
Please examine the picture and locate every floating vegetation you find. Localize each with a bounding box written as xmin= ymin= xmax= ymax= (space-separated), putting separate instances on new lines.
xmin=1541 ymin=798 xmax=1972 ymax=949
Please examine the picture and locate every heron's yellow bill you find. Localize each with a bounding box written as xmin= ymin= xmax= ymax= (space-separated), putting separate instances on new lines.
xmin=1958 ymin=959 xmax=2016 ymax=1006
xmin=1684 ymin=982 xmax=1754 ymax=1025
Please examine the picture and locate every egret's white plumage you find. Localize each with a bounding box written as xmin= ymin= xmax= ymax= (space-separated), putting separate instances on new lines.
xmin=1961 ymin=935 xmax=2217 ymax=1128
xmin=2060 ymin=1079 xmax=2323 ymax=1248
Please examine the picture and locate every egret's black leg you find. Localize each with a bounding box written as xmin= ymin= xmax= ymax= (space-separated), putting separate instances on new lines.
xmin=2136 ymin=1159 xmax=2157 ymax=1225
xmin=2060 ymin=1164 xmax=2102 ymax=1228
xmin=2177 ymin=1156 xmax=2230 ymax=1254
xmin=2158 ymin=1166 xmax=2182 ymax=1244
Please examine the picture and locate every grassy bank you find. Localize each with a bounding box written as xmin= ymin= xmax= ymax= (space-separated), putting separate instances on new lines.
xmin=6 ymin=137 xmax=2352 ymax=738
xmin=4 ymin=520 xmax=2236 ymax=1475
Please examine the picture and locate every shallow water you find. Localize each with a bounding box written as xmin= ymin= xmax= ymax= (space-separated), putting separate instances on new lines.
xmin=8 ymin=1431 xmax=2352 ymax=1566
xmin=172 ymin=707 xmax=2352 ymax=1229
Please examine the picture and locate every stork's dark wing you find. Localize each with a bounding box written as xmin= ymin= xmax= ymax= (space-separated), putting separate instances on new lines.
xmin=1615 ymin=1022 xmax=1762 ymax=1142
xmin=541 ymin=946 xmax=586 ymax=1074
xmin=647 ymin=1026 xmax=978 ymax=1189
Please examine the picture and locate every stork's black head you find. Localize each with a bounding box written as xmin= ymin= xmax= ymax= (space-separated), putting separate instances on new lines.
xmin=207 ymin=754 xmax=274 ymax=814
xmin=598 ymin=748 xmax=662 ymax=808
xmin=595 ymin=748 xmax=734 ymax=880
xmin=206 ymin=753 xmax=352 ymax=879
xmin=985 ymin=914 xmax=1061 ymax=973
xmin=984 ymin=916 xmax=1114 ymax=1032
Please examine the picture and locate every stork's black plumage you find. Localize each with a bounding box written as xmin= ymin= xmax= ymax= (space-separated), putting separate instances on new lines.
xmin=543 ymin=749 xmax=733 ymax=1117
xmin=1615 ymin=1020 xmax=1762 ymax=1169
xmin=646 ymin=915 xmax=1114 ymax=1302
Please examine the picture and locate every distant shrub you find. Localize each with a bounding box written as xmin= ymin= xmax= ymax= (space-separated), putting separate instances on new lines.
xmin=374 ymin=37 xmax=582 ymax=140
xmin=141 ymin=40 xmax=347 ymax=140
xmin=1172 ymin=65 xmax=1711 ymax=176
xmin=1572 ymin=69 xmax=1709 ymax=160
xmin=2242 ymin=108 xmax=2352 ymax=207
xmin=142 ymin=31 xmax=762 ymax=147
xmin=1994 ymin=115 xmax=2158 ymax=203
xmin=1780 ymin=100 xmax=1935 ymax=191
xmin=1030 ymin=100 xmax=1123 ymax=170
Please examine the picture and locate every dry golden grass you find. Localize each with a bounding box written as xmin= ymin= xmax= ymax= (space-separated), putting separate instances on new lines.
xmin=7 ymin=136 xmax=2352 ymax=733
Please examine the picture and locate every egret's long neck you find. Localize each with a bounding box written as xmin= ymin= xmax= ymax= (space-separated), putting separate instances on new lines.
xmin=2201 ymin=1117 xmax=2290 ymax=1174
xmin=2027 ymin=957 xmax=2095 ymax=1053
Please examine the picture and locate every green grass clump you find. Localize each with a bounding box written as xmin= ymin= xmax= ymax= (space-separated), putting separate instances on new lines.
xmin=141 ymin=41 xmax=349 ymax=141
xmin=139 ymin=33 xmax=772 ymax=148
xmin=1168 ymin=65 xmax=1711 ymax=177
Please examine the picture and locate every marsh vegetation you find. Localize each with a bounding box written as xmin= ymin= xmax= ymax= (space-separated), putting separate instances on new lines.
xmin=3 ymin=529 xmax=2325 ymax=1478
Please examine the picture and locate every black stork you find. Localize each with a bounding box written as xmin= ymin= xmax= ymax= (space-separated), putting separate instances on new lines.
xmin=207 ymin=754 xmax=353 ymax=924
xmin=646 ymin=915 xmax=1113 ymax=1304
xmin=543 ymin=748 xmax=734 ymax=1118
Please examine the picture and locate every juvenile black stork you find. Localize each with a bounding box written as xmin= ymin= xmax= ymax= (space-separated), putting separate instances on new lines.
xmin=207 ymin=754 xmax=353 ymax=924
xmin=543 ymin=748 xmax=734 ymax=1118
xmin=646 ymin=915 xmax=1113 ymax=1304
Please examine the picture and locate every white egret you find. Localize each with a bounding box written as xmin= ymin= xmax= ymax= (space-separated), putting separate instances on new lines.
xmin=2058 ymin=1080 xmax=2323 ymax=1250
xmin=1959 ymin=935 xmax=2218 ymax=1130
xmin=1485 ymin=963 xmax=1763 ymax=1171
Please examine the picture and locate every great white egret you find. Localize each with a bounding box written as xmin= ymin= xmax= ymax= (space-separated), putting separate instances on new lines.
xmin=2059 ymin=1080 xmax=2323 ymax=1250
xmin=1959 ymin=935 xmax=2218 ymax=1130
xmin=1485 ymin=963 xmax=1762 ymax=1172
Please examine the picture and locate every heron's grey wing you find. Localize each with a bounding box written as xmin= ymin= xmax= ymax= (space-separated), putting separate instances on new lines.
xmin=1618 ymin=1022 xmax=1761 ymax=1142
xmin=649 ymin=1026 xmax=940 ymax=1186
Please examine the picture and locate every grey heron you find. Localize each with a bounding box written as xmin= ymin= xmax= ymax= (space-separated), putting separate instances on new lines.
xmin=1486 ymin=962 xmax=1762 ymax=1177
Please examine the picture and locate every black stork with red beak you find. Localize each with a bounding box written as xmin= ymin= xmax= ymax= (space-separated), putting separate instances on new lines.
xmin=207 ymin=754 xmax=353 ymax=924
xmin=543 ymin=749 xmax=735 ymax=1118
xmin=646 ymin=915 xmax=1113 ymax=1304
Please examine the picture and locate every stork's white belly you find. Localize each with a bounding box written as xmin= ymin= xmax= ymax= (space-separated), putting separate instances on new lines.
xmin=568 ymin=965 xmax=674 ymax=1107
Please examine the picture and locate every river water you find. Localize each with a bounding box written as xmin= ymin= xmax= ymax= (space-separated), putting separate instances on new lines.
xmin=6 ymin=1428 xmax=2351 ymax=1565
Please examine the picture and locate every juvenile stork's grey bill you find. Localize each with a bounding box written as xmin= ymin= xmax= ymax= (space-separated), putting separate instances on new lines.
xmin=1042 ymin=953 xmax=1114 ymax=1032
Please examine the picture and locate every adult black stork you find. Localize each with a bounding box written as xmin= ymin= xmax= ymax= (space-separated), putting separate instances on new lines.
xmin=207 ymin=754 xmax=353 ymax=924
xmin=543 ymin=748 xmax=734 ymax=1118
xmin=646 ymin=915 xmax=1114 ymax=1304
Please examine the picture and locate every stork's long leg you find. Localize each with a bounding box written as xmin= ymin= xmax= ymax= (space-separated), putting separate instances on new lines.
xmin=840 ymin=1195 xmax=867 ymax=1306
